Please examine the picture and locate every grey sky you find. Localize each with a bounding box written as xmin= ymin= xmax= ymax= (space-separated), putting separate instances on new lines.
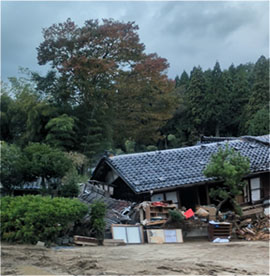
xmin=1 ymin=1 xmax=269 ymax=82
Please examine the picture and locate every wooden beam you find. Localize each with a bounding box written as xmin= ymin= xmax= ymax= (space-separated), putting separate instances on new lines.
xmin=177 ymin=190 xmax=182 ymax=208
xmin=206 ymin=184 xmax=210 ymax=205
xmin=196 ymin=186 xmax=201 ymax=206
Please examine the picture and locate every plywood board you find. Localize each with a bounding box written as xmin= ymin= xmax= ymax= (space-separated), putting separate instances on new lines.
xmin=147 ymin=229 xmax=164 ymax=244
xmin=147 ymin=229 xmax=183 ymax=244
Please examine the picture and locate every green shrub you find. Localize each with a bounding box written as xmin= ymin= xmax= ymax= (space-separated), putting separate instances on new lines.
xmin=60 ymin=168 xmax=81 ymax=198
xmin=1 ymin=195 xmax=88 ymax=245
xmin=168 ymin=209 xmax=184 ymax=223
xmin=90 ymin=200 xmax=106 ymax=245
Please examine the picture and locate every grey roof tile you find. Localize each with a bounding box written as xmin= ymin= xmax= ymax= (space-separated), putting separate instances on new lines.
xmin=102 ymin=135 xmax=270 ymax=193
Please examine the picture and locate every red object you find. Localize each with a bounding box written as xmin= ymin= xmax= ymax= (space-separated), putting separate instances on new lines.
xmin=151 ymin=201 xmax=167 ymax=207
xmin=184 ymin=208 xmax=195 ymax=219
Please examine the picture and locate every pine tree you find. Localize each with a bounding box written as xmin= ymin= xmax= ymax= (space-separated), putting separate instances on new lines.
xmin=205 ymin=62 xmax=230 ymax=136
xmin=245 ymin=56 xmax=269 ymax=134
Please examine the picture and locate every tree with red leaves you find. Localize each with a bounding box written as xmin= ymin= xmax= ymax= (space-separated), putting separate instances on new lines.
xmin=36 ymin=18 xmax=177 ymax=154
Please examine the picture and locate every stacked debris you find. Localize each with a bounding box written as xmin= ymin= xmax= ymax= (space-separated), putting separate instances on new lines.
xmin=136 ymin=201 xmax=177 ymax=226
xmin=235 ymin=214 xmax=270 ymax=241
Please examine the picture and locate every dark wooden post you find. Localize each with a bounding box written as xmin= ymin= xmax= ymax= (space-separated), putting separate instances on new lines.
xmin=206 ymin=184 xmax=210 ymax=205
xmin=196 ymin=186 xmax=201 ymax=206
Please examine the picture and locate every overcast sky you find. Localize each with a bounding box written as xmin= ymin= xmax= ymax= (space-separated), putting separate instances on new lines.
xmin=1 ymin=1 xmax=269 ymax=82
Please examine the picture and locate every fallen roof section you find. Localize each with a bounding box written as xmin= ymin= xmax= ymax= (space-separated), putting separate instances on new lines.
xmin=78 ymin=183 xmax=133 ymax=230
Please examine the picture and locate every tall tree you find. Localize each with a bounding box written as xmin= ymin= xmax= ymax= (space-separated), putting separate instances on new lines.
xmin=245 ymin=56 xmax=269 ymax=134
xmin=185 ymin=66 xmax=208 ymax=139
xmin=45 ymin=114 xmax=76 ymax=150
xmin=114 ymin=54 xmax=177 ymax=146
xmin=223 ymin=64 xmax=251 ymax=136
xmin=205 ymin=61 xmax=230 ymax=136
xmin=36 ymin=18 xmax=177 ymax=152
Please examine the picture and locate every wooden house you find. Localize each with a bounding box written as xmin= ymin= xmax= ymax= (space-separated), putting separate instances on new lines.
xmin=91 ymin=135 xmax=270 ymax=211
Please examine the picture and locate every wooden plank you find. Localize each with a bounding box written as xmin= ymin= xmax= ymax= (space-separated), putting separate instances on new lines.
xmin=74 ymin=240 xmax=98 ymax=246
xmin=146 ymin=220 xmax=167 ymax=226
xmin=103 ymin=239 xmax=126 ymax=246
xmin=73 ymin=235 xmax=98 ymax=244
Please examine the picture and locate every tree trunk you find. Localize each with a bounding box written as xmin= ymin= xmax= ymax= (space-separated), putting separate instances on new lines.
xmin=216 ymin=197 xmax=229 ymax=219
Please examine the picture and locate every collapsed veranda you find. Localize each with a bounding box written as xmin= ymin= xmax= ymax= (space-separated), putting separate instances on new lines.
xmin=91 ymin=135 xmax=270 ymax=211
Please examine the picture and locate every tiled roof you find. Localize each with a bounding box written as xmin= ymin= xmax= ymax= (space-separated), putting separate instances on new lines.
xmin=100 ymin=135 xmax=270 ymax=193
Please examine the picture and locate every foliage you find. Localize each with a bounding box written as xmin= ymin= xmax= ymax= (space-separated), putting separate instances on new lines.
xmin=204 ymin=145 xmax=250 ymax=216
xmin=90 ymin=200 xmax=106 ymax=245
xmin=0 ymin=142 xmax=24 ymax=194
xmin=60 ymin=168 xmax=87 ymax=198
xmin=0 ymin=195 xmax=88 ymax=245
xmin=146 ymin=145 xmax=158 ymax=151
xmin=168 ymin=209 xmax=184 ymax=223
xmin=65 ymin=151 xmax=89 ymax=174
xmin=113 ymin=53 xmax=178 ymax=145
xmin=125 ymin=139 xmax=136 ymax=153
xmin=1 ymin=19 xmax=269 ymax=160
xmin=45 ymin=114 xmax=76 ymax=150
xmin=23 ymin=143 xmax=73 ymax=192
xmin=247 ymin=108 xmax=269 ymax=135
xmin=60 ymin=170 xmax=79 ymax=198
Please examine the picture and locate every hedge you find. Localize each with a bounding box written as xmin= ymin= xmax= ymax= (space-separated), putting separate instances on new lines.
xmin=1 ymin=195 xmax=88 ymax=244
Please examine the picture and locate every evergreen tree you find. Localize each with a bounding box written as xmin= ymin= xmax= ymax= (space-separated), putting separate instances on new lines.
xmin=245 ymin=56 xmax=269 ymax=134
xmin=45 ymin=114 xmax=76 ymax=151
xmin=186 ymin=66 xmax=207 ymax=138
xmin=205 ymin=61 xmax=230 ymax=137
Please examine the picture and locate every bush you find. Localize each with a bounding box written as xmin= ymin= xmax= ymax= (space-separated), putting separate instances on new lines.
xmin=90 ymin=200 xmax=106 ymax=245
xmin=1 ymin=195 xmax=88 ymax=245
xmin=60 ymin=169 xmax=83 ymax=198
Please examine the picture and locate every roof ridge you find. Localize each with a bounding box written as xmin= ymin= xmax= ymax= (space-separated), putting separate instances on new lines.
xmin=110 ymin=139 xmax=243 ymax=159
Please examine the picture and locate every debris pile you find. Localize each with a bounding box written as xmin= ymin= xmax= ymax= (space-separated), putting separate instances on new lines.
xmin=136 ymin=201 xmax=178 ymax=226
xmin=235 ymin=214 xmax=270 ymax=241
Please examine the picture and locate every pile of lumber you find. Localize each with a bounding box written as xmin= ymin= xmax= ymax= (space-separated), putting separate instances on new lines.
xmin=235 ymin=215 xmax=270 ymax=241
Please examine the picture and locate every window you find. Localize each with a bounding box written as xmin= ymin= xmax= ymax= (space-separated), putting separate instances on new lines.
xmin=250 ymin=177 xmax=261 ymax=202
xmin=165 ymin=191 xmax=178 ymax=204
xmin=151 ymin=193 xmax=164 ymax=202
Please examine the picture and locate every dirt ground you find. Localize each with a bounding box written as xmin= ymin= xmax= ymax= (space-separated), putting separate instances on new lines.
xmin=1 ymin=240 xmax=269 ymax=275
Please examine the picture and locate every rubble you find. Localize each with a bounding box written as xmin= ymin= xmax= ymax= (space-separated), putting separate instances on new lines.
xmin=235 ymin=214 xmax=270 ymax=241
xmin=78 ymin=184 xmax=270 ymax=243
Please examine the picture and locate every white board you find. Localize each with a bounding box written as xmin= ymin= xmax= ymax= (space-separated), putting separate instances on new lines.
xmin=164 ymin=230 xmax=177 ymax=243
xmin=112 ymin=225 xmax=143 ymax=244
xmin=112 ymin=226 xmax=127 ymax=243
xmin=126 ymin=227 xmax=141 ymax=243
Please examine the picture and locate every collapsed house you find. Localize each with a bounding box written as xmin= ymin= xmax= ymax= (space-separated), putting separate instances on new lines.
xmin=78 ymin=183 xmax=133 ymax=234
xmin=91 ymin=135 xmax=270 ymax=212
